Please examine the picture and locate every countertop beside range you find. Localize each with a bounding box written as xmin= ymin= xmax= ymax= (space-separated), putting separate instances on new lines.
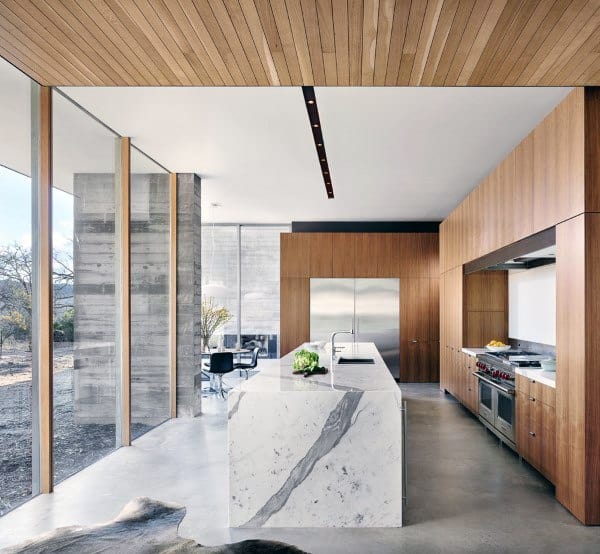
xmin=462 ymin=347 xmax=556 ymax=388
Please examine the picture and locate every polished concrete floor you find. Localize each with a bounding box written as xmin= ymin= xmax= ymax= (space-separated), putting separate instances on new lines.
xmin=0 ymin=384 xmax=599 ymax=553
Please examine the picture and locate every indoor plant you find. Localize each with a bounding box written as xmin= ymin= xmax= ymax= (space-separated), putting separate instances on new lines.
xmin=201 ymin=297 xmax=232 ymax=352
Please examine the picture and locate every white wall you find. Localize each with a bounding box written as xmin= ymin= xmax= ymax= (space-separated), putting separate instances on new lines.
xmin=508 ymin=264 xmax=556 ymax=346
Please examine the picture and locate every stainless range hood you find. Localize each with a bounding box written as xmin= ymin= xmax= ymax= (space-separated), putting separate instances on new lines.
xmin=485 ymin=245 xmax=556 ymax=271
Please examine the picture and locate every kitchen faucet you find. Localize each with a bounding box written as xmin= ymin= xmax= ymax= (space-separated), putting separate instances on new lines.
xmin=330 ymin=329 xmax=355 ymax=368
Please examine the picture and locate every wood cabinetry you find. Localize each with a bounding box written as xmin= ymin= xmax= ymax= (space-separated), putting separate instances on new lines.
xmin=400 ymin=278 xmax=438 ymax=382
xmin=308 ymin=233 xmax=332 ymax=277
xmin=279 ymin=277 xmax=309 ymax=356
xmin=332 ymin=233 xmax=355 ymax=277
xmin=281 ymin=231 xmax=440 ymax=381
xmin=516 ymin=375 xmax=556 ymax=484
xmin=440 ymin=89 xmax=585 ymax=274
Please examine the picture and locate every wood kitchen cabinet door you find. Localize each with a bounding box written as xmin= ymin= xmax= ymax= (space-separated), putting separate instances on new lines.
xmin=279 ymin=277 xmax=309 ymax=356
xmin=332 ymin=233 xmax=355 ymax=277
xmin=400 ymin=277 xmax=430 ymax=382
xmin=540 ymin=402 xmax=556 ymax=483
xmin=280 ymin=233 xmax=311 ymax=278
xmin=355 ymin=233 xmax=399 ymax=277
xmin=516 ymin=392 xmax=530 ymax=458
xmin=309 ymin=233 xmax=333 ymax=277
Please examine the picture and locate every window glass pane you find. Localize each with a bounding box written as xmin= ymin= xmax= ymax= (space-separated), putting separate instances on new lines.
xmin=0 ymin=60 xmax=32 ymax=515
xmin=130 ymin=149 xmax=170 ymax=439
xmin=201 ymin=225 xmax=238 ymax=349
xmin=241 ymin=227 xmax=286 ymax=358
xmin=52 ymin=91 xmax=117 ymax=484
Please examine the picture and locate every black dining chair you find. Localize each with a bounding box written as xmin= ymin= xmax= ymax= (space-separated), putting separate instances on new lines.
xmin=206 ymin=352 xmax=234 ymax=398
xmin=234 ymin=346 xmax=260 ymax=380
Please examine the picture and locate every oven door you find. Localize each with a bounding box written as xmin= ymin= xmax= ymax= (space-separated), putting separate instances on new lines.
xmin=495 ymin=389 xmax=515 ymax=442
xmin=478 ymin=380 xmax=495 ymax=425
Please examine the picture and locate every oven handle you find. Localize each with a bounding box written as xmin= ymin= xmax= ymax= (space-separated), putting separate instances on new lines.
xmin=473 ymin=372 xmax=515 ymax=395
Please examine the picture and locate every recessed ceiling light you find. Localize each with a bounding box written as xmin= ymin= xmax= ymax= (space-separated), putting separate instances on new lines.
xmin=320 ymin=158 xmax=325 ymax=161
xmin=312 ymin=123 xmax=319 ymax=128
xmin=317 ymin=143 xmax=322 ymax=147
xmin=307 ymin=100 xmax=315 ymax=104
xmin=323 ymin=171 xmax=329 ymax=175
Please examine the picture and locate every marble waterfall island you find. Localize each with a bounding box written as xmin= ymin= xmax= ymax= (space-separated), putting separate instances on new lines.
xmin=228 ymin=342 xmax=404 ymax=528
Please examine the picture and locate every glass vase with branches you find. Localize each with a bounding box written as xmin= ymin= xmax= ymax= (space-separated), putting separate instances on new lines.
xmin=201 ymin=297 xmax=232 ymax=352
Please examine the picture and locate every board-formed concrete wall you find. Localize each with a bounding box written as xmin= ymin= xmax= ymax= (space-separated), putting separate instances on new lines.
xmin=176 ymin=173 xmax=202 ymax=416
xmin=73 ymin=172 xmax=201 ymax=424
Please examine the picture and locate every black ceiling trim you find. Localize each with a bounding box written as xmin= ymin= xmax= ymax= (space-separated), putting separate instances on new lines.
xmin=291 ymin=221 xmax=440 ymax=233
xmin=302 ymin=86 xmax=333 ymax=199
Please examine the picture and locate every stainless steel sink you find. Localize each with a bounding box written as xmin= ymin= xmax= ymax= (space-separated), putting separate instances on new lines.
xmin=336 ymin=357 xmax=375 ymax=365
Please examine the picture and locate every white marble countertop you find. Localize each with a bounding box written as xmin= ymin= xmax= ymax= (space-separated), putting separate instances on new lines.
xmin=515 ymin=367 xmax=556 ymax=388
xmin=232 ymin=342 xmax=399 ymax=393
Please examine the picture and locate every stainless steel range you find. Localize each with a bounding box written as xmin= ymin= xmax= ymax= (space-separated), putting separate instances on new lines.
xmin=473 ymin=350 xmax=543 ymax=449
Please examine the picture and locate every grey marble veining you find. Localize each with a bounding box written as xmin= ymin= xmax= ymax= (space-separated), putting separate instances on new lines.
xmin=228 ymin=343 xmax=403 ymax=528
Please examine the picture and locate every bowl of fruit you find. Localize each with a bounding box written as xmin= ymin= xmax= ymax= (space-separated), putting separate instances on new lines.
xmin=485 ymin=340 xmax=511 ymax=352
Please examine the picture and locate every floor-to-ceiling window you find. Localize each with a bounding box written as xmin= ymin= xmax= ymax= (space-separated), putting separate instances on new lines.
xmin=201 ymin=224 xmax=288 ymax=358
xmin=130 ymin=149 xmax=170 ymax=439
xmin=241 ymin=226 xmax=286 ymax=358
xmin=0 ymin=60 xmax=33 ymax=515
xmin=52 ymin=91 xmax=118 ymax=484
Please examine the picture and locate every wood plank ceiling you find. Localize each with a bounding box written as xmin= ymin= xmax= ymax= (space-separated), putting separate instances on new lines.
xmin=1 ymin=0 xmax=600 ymax=86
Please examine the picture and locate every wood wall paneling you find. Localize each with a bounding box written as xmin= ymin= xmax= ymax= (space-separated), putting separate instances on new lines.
xmin=280 ymin=233 xmax=311 ymax=277
xmin=400 ymin=277 xmax=430 ymax=382
xmin=332 ymin=232 xmax=356 ymax=277
xmin=308 ymin=232 xmax=333 ymax=277
xmin=3 ymin=2 xmax=600 ymax=86
xmin=280 ymin=277 xmax=310 ymax=356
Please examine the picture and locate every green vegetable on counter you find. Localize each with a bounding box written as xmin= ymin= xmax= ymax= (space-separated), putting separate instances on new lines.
xmin=292 ymin=349 xmax=328 ymax=377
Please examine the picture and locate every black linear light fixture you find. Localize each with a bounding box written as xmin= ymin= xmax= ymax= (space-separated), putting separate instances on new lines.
xmin=302 ymin=86 xmax=334 ymax=199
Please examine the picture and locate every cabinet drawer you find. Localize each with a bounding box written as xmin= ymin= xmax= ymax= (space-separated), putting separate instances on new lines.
xmin=515 ymin=374 xmax=556 ymax=408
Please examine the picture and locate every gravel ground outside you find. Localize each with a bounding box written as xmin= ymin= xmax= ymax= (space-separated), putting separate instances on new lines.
xmin=0 ymin=344 xmax=151 ymax=516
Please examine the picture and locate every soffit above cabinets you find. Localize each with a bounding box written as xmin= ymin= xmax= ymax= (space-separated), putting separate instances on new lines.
xmin=1 ymin=1 xmax=600 ymax=86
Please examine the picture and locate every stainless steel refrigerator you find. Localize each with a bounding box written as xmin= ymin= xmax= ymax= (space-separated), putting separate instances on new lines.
xmin=310 ymin=278 xmax=400 ymax=379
